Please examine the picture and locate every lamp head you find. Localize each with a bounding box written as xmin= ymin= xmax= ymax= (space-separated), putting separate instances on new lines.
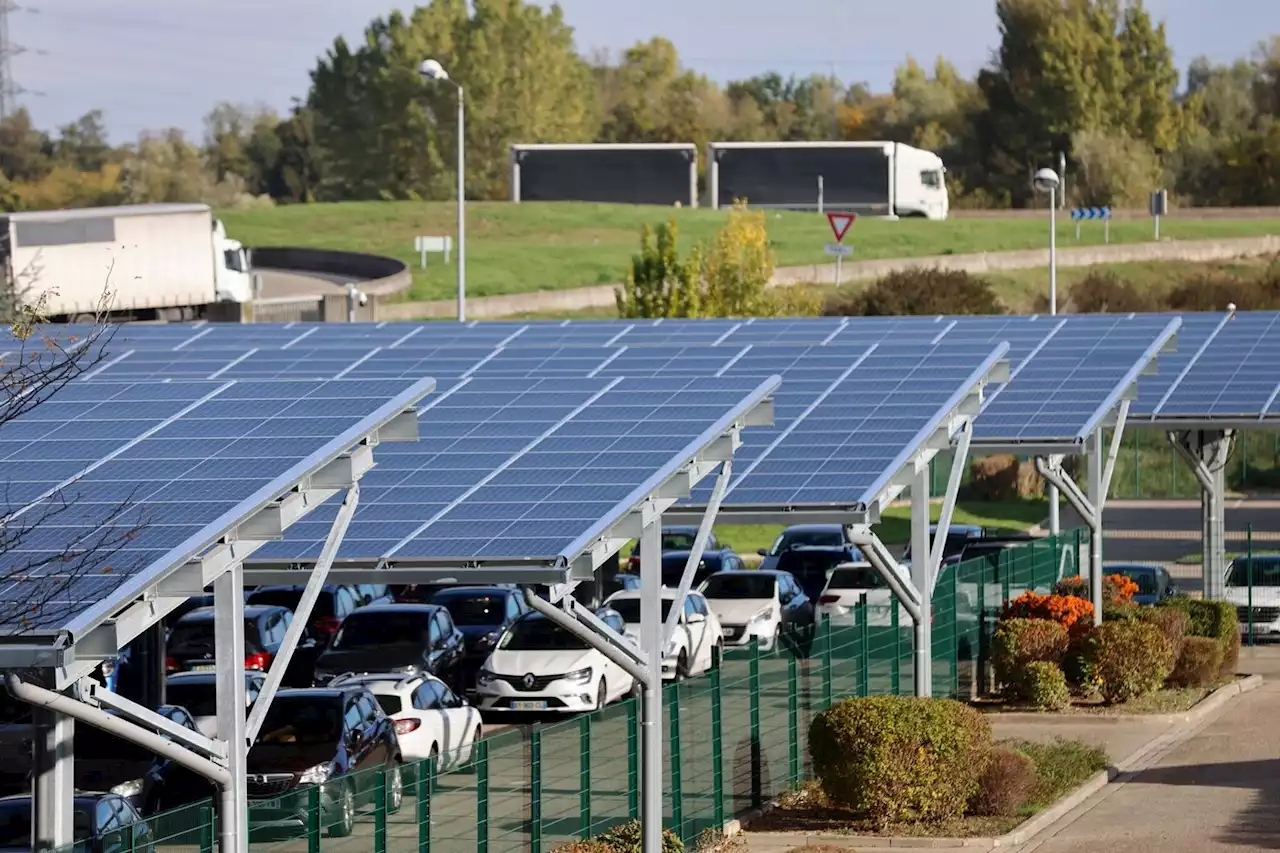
xmin=1032 ymin=167 xmax=1060 ymax=194
xmin=419 ymin=59 xmax=449 ymax=81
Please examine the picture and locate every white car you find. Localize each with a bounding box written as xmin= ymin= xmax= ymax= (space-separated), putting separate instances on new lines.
xmin=165 ymin=671 xmax=265 ymax=737
xmin=475 ymin=609 xmax=638 ymax=714
xmin=699 ymin=570 xmax=812 ymax=652
xmin=1226 ymin=554 xmax=1280 ymax=637
xmin=817 ymin=562 xmax=903 ymax=627
xmin=604 ymin=589 xmax=723 ymax=680
xmin=329 ymin=673 xmax=482 ymax=771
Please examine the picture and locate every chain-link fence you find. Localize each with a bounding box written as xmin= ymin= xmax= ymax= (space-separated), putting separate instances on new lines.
xmin=66 ymin=532 xmax=1081 ymax=853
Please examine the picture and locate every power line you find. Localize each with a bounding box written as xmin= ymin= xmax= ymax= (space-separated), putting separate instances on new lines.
xmin=0 ymin=0 xmax=45 ymax=119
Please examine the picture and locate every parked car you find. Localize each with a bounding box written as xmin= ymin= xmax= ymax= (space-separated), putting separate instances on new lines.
xmin=1225 ymin=554 xmax=1280 ymax=636
xmin=474 ymin=609 xmax=638 ymax=714
xmin=166 ymin=605 xmax=317 ymax=687
xmin=816 ymin=563 xmax=892 ymax=627
xmin=427 ymin=587 xmax=530 ymax=690
xmin=395 ymin=583 xmax=514 ymax=604
xmin=605 ymin=589 xmax=723 ymax=679
xmin=246 ymin=687 xmax=403 ymax=838
xmin=313 ymin=604 xmax=465 ymax=689
xmin=774 ymin=547 xmax=857 ymax=602
xmin=134 ymin=705 xmax=220 ymax=816
xmin=901 ymin=524 xmax=986 ymax=567
xmin=0 ymin=793 xmax=154 ymax=853
xmin=329 ymin=673 xmax=482 ymax=772
xmin=757 ymin=525 xmax=862 ymax=572
xmin=956 ymin=535 xmax=1042 ymax=569
xmin=627 ymin=527 xmax=744 ymax=587
xmin=246 ymin=585 xmax=384 ymax=648
xmin=165 ymin=671 xmax=266 ymax=737
xmin=1107 ymin=563 xmax=1179 ymax=606
xmin=699 ymin=570 xmax=814 ymax=652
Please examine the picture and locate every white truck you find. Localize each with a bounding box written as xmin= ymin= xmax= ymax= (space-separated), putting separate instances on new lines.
xmin=707 ymin=141 xmax=950 ymax=219
xmin=0 ymin=202 xmax=254 ymax=322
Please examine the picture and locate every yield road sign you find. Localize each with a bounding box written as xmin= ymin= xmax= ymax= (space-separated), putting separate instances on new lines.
xmin=826 ymin=212 xmax=856 ymax=242
xmin=824 ymin=244 xmax=853 ymax=257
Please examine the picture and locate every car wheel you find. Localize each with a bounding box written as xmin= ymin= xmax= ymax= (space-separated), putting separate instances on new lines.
xmin=676 ymin=651 xmax=689 ymax=681
xmin=386 ymin=761 xmax=404 ymax=814
xmin=328 ymin=784 xmax=355 ymax=837
xmin=595 ymin=679 xmax=608 ymax=711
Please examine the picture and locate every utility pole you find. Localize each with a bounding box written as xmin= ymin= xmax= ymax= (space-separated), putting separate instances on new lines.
xmin=0 ymin=1 xmax=41 ymax=120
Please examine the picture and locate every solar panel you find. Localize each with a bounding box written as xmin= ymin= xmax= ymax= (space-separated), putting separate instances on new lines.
xmin=0 ymin=376 xmax=435 ymax=633
xmin=250 ymin=375 xmax=779 ymax=564
xmin=1151 ymin=312 xmax=1280 ymax=419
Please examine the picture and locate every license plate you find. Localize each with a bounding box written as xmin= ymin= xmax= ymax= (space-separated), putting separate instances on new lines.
xmin=512 ymin=700 xmax=547 ymax=711
xmin=188 ymin=664 xmax=216 ymax=672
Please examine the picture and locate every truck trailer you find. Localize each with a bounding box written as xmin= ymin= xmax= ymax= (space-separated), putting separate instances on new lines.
xmin=0 ymin=202 xmax=254 ymax=322
xmin=707 ymin=141 xmax=949 ymax=219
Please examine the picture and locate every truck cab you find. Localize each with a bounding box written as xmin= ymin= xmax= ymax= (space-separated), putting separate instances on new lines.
xmin=893 ymin=144 xmax=949 ymax=221
xmin=213 ymin=218 xmax=254 ymax=303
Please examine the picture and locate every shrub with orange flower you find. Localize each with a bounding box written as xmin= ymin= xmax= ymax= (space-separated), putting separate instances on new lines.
xmin=1002 ymin=591 xmax=1095 ymax=634
xmin=1104 ymin=574 xmax=1139 ymax=604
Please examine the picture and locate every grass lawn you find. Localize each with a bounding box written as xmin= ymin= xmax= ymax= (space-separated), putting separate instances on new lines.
xmin=219 ymin=200 xmax=1280 ymax=302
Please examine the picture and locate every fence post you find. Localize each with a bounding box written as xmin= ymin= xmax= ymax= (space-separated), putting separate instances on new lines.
xmin=668 ymin=684 xmax=683 ymax=840
xmin=530 ymin=726 xmax=543 ymax=853
xmin=857 ymin=598 xmax=870 ymax=697
xmin=787 ymin=654 xmax=799 ymax=786
xmin=198 ymin=805 xmax=214 ymax=853
xmin=129 ymin=817 xmax=138 ymax=853
xmin=820 ymin=615 xmax=833 ymax=708
xmin=375 ymin=767 xmax=388 ymax=853
xmin=711 ymin=666 xmax=725 ymax=828
xmin=307 ymin=783 xmax=321 ymax=853
xmin=418 ymin=757 xmax=434 ymax=853
xmin=477 ymin=739 xmax=490 ymax=853
xmin=626 ymin=699 xmax=640 ymax=819
xmin=578 ymin=714 xmax=591 ymax=837
xmin=749 ymin=636 xmax=762 ymax=810
xmin=952 ymin=564 xmax=961 ymax=698
xmin=891 ymin=600 xmax=901 ymax=695
xmin=1133 ymin=429 xmax=1140 ymax=498
xmin=1248 ymin=522 xmax=1255 ymax=647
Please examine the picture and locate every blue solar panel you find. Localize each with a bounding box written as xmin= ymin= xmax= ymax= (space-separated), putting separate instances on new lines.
xmin=251 ymin=375 xmax=778 ymax=563
xmin=0 ymin=376 xmax=434 ymax=632
xmin=1153 ymin=312 xmax=1280 ymax=418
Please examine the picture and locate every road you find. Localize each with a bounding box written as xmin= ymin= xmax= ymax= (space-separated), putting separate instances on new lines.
xmin=254 ymin=267 xmax=359 ymax=300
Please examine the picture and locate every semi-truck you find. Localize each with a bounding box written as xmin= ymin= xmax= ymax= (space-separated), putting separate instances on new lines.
xmin=0 ymin=202 xmax=254 ymax=322
xmin=707 ymin=141 xmax=949 ymax=219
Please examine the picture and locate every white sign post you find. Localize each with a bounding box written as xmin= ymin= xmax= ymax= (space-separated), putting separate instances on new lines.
xmin=825 ymin=212 xmax=857 ymax=287
xmin=414 ymin=235 xmax=453 ymax=269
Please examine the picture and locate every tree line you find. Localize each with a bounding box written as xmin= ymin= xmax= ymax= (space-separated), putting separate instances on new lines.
xmin=4 ymin=0 xmax=1280 ymax=212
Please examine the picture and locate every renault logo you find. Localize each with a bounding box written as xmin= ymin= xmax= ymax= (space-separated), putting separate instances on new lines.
xmin=250 ymin=775 xmax=266 ymax=784
xmin=522 ymin=673 xmax=536 ymax=688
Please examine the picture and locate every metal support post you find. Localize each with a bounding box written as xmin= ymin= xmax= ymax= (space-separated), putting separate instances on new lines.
xmin=1047 ymin=485 xmax=1061 ymax=536
xmin=455 ymin=86 xmax=467 ymax=323
xmin=1086 ymin=431 xmax=1105 ymax=624
xmin=215 ymin=566 xmax=249 ymax=853
xmin=911 ymin=464 xmax=932 ymax=697
xmin=31 ymin=704 xmax=73 ymax=853
xmin=639 ymin=513 xmax=664 ymax=853
xmin=1168 ymin=429 xmax=1234 ymax=600
xmin=664 ymin=461 xmax=730 ymax=647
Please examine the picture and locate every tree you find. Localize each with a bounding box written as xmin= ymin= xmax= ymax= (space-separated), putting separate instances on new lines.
xmin=203 ymin=102 xmax=281 ymax=196
xmin=616 ymin=219 xmax=701 ymax=319
xmin=0 ymin=108 xmax=52 ymax=185
xmin=53 ymin=110 xmax=112 ymax=173
xmin=1069 ymin=127 xmax=1162 ymax=206
xmin=597 ymin=38 xmax=725 ymax=149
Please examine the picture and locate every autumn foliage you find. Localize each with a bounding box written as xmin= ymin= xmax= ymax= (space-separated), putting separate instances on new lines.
xmin=1002 ymin=591 xmax=1095 ymax=634
xmin=1104 ymin=574 xmax=1139 ymax=603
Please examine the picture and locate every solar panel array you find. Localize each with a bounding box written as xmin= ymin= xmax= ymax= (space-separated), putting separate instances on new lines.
xmin=0 ymin=376 xmax=435 ymax=632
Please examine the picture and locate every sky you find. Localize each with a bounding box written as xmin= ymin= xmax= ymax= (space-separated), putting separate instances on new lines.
xmin=11 ymin=0 xmax=1280 ymax=143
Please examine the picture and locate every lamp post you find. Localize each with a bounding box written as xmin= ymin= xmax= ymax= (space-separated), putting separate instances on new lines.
xmin=420 ymin=58 xmax=466 ymax=323
xmin=1033 ymin=167 xmax=1062 ymax=538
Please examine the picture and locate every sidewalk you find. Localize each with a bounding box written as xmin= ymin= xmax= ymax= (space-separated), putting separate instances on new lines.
xmin=1013 ymin=648 xmax=1280 ymax=852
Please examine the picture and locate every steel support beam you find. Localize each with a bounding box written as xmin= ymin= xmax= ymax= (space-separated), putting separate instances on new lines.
xmin=215 ymin=566 xmax=248 ymax=853
xmin=929 ymin=423 xmax=971 ymax=596
xmin=90 ymin=683 xmax=225 ymax=760
xmin=31 ymin=704 xmax=72 ymax=853
xmin=663 ymin=460 xmax=730 ymax=647
xmin=1167 ymin=429 xmax=1235 ymax=601
xmin=911 ymin=464 xmax=933 ymax=697
xmin=246 ymin=484 xmax=360 ymax=745
xmin=639 ymin=513 xmax=663 ymax=853
xmin=523 ymin=592 xmax=648 ymax=682
xmin=1086 ymin=430 xmax=1105 ymax=624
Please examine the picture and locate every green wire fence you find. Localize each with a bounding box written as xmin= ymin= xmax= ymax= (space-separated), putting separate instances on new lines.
xmin=62 ymin=532 xmax=1080 ymax=853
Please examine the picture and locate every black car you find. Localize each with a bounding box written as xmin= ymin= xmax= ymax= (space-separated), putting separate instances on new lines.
xmin=245 ymin=585 xmax=380 ymax=648
xmin=166 ymin=605 xmax=317 ymax=687
xmin=245 ymin=687 xmax=402 ymax=838
xmin=133 ymin=705 xmax=221 ymax=817
xmin=901 ymin=524 xmax=987 ymax=567
xmin=312 ymin=604 xmax=465 ymax=689
xmin=627 ymin=527 xmax=745 ymax=587
xmin=757 ymin=525 xmax=863 ymax=572
xmin=774 ymin=547 xmax=855 ymax=602
xmin=0 ymin=794 xmax=154 ymax=853
xmin=956 ymin=535 xmax=1042 ymax=569
xmin=428 ymin=587 xmax=530 ymax=689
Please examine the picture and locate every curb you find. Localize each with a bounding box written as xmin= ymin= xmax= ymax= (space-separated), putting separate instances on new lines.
xmin=729 ymin=675 xmax=1262 ymax=852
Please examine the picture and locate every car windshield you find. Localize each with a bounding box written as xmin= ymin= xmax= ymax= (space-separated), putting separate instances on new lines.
xmin=826 ymin=566 xmax=884 ymax=590
xmin=434 ymin=594 xmax=507 ymax=626
xmin=769 ymin=530 xmax=841 ymax=555
xmin=0 ymin=802 xmax=91 ymax=846
xmin=904 ymin=533 xmax=973 ymax=561
xmin=169 ymin=618 xmax=263 ymax=654
xmin=164 ymin=683 xmax=219 ymax=717
xmin=703 ymin=574 xmax=776 ymax=600
xmin=1227 ymin=558 xmax=1280 ymax=587
xmin=247 ymin=588 xmax=333 ymax=617
xmin=634 ymin=532 xmax=697 ymax=554
xmin=331 ymin=612 xmax=432 ymax=649
xmin=1115 ymin=568 xmax=1159 ymax=596
xmin=252 ymin=698 xmax=343 ymax=748
xmin=500 ymin=618 xmax=587 ymax=651
xmin=608 ymin=599 xmax=674 ymax=624
xmin=373 ymin=693 xmax=402 ymax=715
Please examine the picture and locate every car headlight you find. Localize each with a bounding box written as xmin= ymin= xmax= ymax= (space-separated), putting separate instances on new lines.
xmin=110 ymin=778 xmax=144 ymax=798
xmin=299 ymin=763 xmax=332 ymax=785
xmin=565 ymin=667 xmax=592 ymax=685
xmin=749 ymin=609 xmax=773 ymax=626
xmin=476 ymin=669 xmax=496 ymax=687
xmin=390 ymin=664 xmax=422 ymax=675
xmin=477 ymin=631 xmax=501 ymax=648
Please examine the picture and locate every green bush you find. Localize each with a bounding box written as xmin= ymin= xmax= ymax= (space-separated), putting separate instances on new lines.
xmin=1067 ymin=269 xmax=1164 ymax=313
xmin=596 ymin=820 xmax=683 ymax=853
xmin=1023 ymin=661 xmax=1071 ymax=710
xmin=1222 ymin=624 xmax=1241 ymax=678
xmin=992 ymin=619 xmax=1069 ymax=698
xmin=809 ymin=696 xmax=991 ymax=828
xmin=1102 ymin=601 xmax=1140 ymax=623
xmin=1169 ymin=636 xmax=1225 ymax=688
xmin=824 ymin=267 xmax=1004 ymax=317
xmin=1158 ymin=597 xmax=1238 ymax=677
xmin=1138 ymin=606 xmax=1189 ymax=663
xmin=969 ymin=746 xmax=1038 ymax=817
xmin=1082 ymin=621 xmax=1174 ymax=704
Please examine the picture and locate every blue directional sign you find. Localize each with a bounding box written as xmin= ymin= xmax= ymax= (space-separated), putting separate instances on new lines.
xmin=1070 ymin=207 xmax=1112 ymax=221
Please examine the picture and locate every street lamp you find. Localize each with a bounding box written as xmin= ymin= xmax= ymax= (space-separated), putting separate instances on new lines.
xmin=420 ymin=58 xmax=467 ymax=323
xmin=1032 ymin=167 xmax=1061 ymax=316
